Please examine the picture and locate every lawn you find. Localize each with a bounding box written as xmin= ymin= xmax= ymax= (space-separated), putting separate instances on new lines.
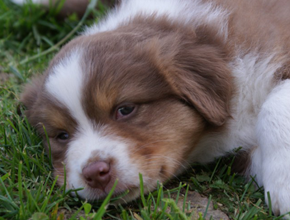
xmin=0 ymin=0 xmax=278 ymax=219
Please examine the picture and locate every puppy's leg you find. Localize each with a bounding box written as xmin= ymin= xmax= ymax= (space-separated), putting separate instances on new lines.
xmin=255 ymin=80 xmax=290 ymax=216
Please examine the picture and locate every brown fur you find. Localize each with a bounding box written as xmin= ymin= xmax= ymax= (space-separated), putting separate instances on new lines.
xmin=214 ymin=0 xmax=290 ymax=60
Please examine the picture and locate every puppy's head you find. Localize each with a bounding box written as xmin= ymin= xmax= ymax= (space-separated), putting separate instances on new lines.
xmin=21 ymin=19 xmax=232 ymax=201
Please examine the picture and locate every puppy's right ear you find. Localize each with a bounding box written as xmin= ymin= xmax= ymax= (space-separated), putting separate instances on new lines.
xmin=20 ymin=75 xmax=45 ymax=114
xmin=146 ymin=35 xmax=232 ymax=127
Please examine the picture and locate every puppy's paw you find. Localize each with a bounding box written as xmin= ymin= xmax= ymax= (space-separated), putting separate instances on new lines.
xmin=264 ymin=177 xmax=290 ymax=217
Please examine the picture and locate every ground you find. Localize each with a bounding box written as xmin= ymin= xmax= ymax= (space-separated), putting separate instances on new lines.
xmin=0 ymin=0 xmax=276 ymax=219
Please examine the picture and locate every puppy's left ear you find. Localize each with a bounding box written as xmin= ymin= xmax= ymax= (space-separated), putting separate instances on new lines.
xmin=154 ymin=37 xmax=233 ymax=126
xmin=19 ymin=75 xmax=45 ymax=119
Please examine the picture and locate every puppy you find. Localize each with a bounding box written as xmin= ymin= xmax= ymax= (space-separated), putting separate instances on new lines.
xmin=20 ymin=0 xmax=290 ymax=216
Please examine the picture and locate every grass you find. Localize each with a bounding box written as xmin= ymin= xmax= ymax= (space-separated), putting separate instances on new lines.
xmin=0 ymin=0 xmax=283 ymax=219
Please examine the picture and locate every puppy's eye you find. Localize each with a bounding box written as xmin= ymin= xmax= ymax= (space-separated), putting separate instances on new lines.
xmin=56 ymin=132 xmax=69 ymax=142
xmin=115 ymin=104 xmax=136 ymax=120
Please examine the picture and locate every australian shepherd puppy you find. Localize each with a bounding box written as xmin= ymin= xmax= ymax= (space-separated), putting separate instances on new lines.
xmin=18 ymin=0 xmax=290 ymax=216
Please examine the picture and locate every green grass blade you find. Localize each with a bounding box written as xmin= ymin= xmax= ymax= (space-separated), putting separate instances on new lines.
xmin=93 ymin=179 xmax=118 ymax=220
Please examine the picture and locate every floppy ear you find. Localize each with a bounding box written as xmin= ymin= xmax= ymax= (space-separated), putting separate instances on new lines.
xmin=20 ymin=75 xmax=45 ymax=118
xmin=150 ymin=35 xmax=233 ymax=126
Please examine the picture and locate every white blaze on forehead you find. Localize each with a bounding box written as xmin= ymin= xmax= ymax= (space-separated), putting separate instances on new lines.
xmin=45 ymin=49 xmax=92 ymax=130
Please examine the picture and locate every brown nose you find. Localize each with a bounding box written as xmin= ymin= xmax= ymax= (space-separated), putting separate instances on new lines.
xmin=82 ymin=161 xmax=111 ymax=190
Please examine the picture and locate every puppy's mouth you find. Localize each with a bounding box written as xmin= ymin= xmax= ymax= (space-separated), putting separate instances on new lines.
xmin=81 ymin=181 xmax=140 ymax=202
xmin=74 ymin=159 xmax=156 ymax=201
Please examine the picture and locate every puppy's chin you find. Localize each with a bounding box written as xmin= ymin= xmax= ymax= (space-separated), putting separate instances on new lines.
xmin=66 ymin=184 xmax=144 ymax=205
xmin=54 ymin=160 xmax=172 ymax=203
xmin=59 ymin=170 xmax=171 ymax=203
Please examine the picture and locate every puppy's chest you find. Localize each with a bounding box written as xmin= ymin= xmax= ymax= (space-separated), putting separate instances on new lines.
xmin=221 ymin=54 xmax=283 ymax=145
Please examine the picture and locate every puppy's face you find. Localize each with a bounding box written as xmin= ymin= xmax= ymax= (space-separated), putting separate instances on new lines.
xmin=21 ymin=22 xmax=231 ymax=201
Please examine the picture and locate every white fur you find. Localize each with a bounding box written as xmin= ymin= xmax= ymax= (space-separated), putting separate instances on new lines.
xmin=84 ymin=0 xmax=229 ymax=41
xmin=45 ymin=49 xmax=87 ymax=127
xmin=256 ymin=80 xmax=290 ymax=216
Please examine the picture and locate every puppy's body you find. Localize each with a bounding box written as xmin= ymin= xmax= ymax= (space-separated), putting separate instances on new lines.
xmin=21 ymin=0 xmax=290 ymax=216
